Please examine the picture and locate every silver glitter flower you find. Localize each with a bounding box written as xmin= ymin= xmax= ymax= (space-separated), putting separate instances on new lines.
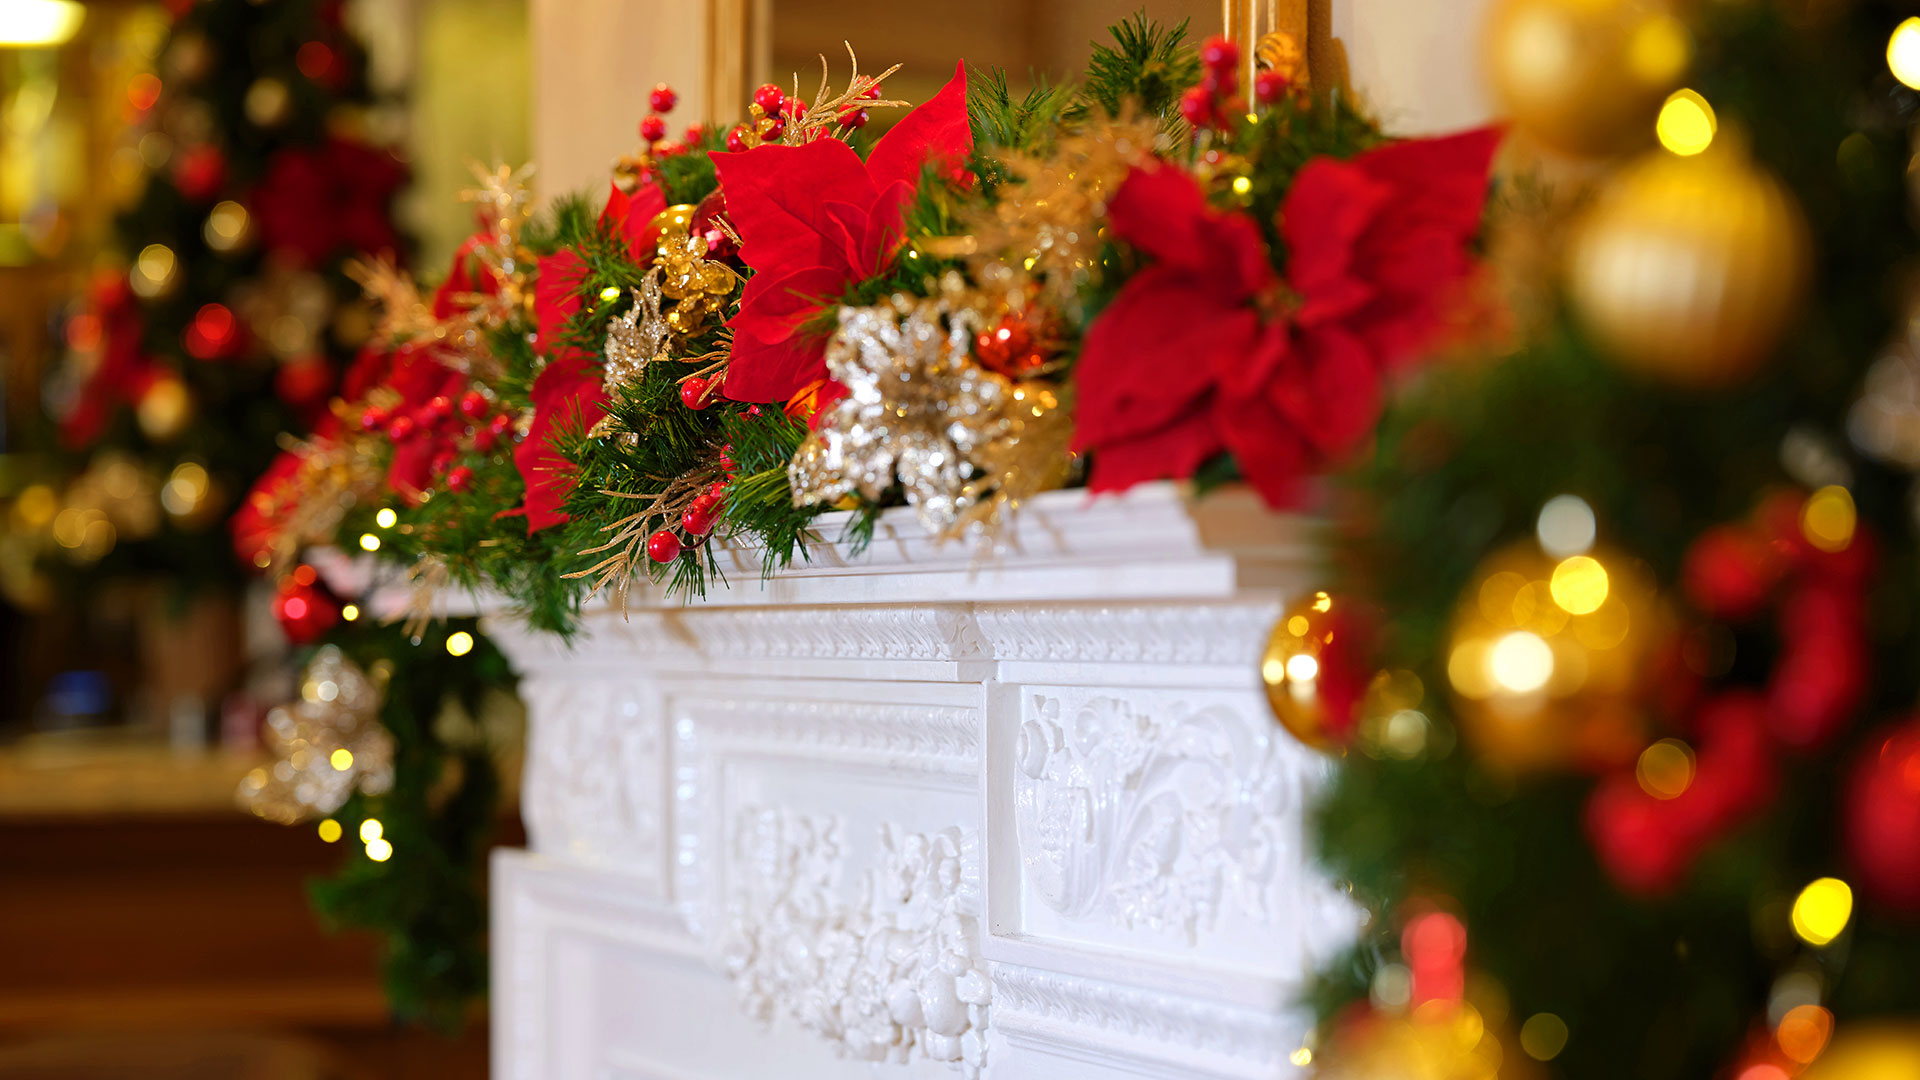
xmin=236 ymin=646 xmax=394 ymax=825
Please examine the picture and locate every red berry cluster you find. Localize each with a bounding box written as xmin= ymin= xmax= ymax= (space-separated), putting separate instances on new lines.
xmin=640 ymin=83 xmax=676 ymax=146
xmin=1586 ymin=488 xmax=1875 ymax=895
xmin=360 ymin=384 xmax=513 ymax=500
xmin=646 ymin=481 xmax=730 ymax=564
xmin=1179 ymin=35 xmax=1243 ymax=132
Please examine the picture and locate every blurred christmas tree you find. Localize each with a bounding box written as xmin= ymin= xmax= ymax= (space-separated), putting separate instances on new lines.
xmin=30 ymin=0 xmax=406 ymax=599
xmin=1288 ymin=1 xmax=1920 ymax=1077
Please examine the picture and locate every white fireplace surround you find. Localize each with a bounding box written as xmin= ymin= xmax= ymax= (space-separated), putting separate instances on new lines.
xmin=481 ymin=482 xmax=1361 ymax=1080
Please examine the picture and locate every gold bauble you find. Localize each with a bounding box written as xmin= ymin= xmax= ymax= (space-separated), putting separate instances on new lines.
xmin=1445 ymin=544 xmax=1670 ymax=772
xmin=1318 ymin=1001 xmax=1542 ymax=1080
xmin=1261 ymin=590 xmax=1372 ymax=750
xmin=645 ymin=203 xmax=698 ymax=257
xmin=1568 ymin=149 xmax=1810 ymax=388
xmin=1483 ymin=0 xmax=1689 ymax=157
xmin=1800 ymin=1024 xmax=1920 ymax=1080
xmin=136 ymin=375 xmax=193 ymax=441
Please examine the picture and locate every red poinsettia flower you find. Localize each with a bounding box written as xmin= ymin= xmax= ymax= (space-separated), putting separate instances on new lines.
xmin=513 ymin=249 xmax=605 ymax=532
xmin=602 ymin=179 xmax=668 ymax=260
xmin=711 ymin=62 xmax=972 ymax=403
xmin=1074 ymin=127 xmax=1501 ymax=507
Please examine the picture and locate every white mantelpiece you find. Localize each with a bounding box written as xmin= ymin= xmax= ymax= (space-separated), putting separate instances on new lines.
xmin=487 ymin=482 xmax=1359 ymax=1080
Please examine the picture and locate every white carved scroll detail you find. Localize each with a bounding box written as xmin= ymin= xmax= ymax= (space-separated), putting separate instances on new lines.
xmin=718 ymin=806 xmax=990 ymax=1075
xmin=521 ymin=678 xmax=661 ymax=868
xmin=1014 ymin=693 xmax=1293 ymax=943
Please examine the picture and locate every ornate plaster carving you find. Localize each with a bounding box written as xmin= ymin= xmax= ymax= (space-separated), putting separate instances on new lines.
xmin=718 ymin=806 xmax=990 ymax=1075
xmin=1014 ymin=693 xmax=1296 ymax=943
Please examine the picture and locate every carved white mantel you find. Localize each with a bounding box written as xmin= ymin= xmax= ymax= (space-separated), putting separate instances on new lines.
xmin=487 ymin=482 xmax=1360 ymax=1080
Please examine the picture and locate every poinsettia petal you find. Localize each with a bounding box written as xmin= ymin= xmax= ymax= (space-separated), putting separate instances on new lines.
xmin=820 ymin=200 xmax=879 ymax=280
xmin=865 ymin=62 xmax=973 ymax=193
xmin=1075 ymin=267 xmax=1261 ymax=445
xmin=1216 ymin=385 xmax=1318 ymax=509
xmin=1084 ymin=407 xmax=1225 ymax=495
xmin=865 ymin=179 xmax=916 ymax=272
xmin=1352 ymin=126 xmax=1503 ymax=243
xmin=534 ymin=249 xmax=588 ymax=358
xmin=723 ymin=265 xmax=850 ymax=401
xmin=1109 ymin=164 xmax=1273 ymax=294
xmin=1281 ymin=158 xmax=1390 ymax=326
xmin=1269 ymin=325 xmax=1381 ymax=456
xmin=600 ymin=179 xmax=669 ymax=260
xmin=711 ymin=140 xmax=876 ymax=277
xmin=516 ymin=354 xmax=607 ymax=533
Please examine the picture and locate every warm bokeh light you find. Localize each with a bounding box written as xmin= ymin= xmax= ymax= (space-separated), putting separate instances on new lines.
xmin=204 ymin=200 xmax=251 ymax=251
xmin=1489 ymin=630 xmax=1554 ymax=694
xmin=359 ymin=533 xmax=381 ymax=551
xmin=342 ymin=604 xmax=361 ymax=622
xmin=1536 ymin=494 xmax=1596 ymax=557
xmin=1636 ymin=738 xmax=1696 ymax=799
xmin=1890 ymin=17 xmax=1920 ymax=90
xmin=446 ymin=631 xmax=475 ymax=657
xmin=131 ymin=243 xmax=178 ymax=297
xmin=0 ymin=0 xmax=85 ymax=46
xmin=1550 ymin=555 xmax=1610 ymax=614
xmin=1656 ymin=88 xmax=1717 ymax=156
xmin=1792 ymin=877 xmax=1853 ymax=947
xmin=375 ymin=507 xmax=398 ymax=528
xmin=317 ymin=819 xmax=342 ymax=843
xmin=1776 ymin=1004 xmax=1834 ymax=1065
xmin=329 ymin=749 xmax=354 ymax=771
xmin=366 ymin=838 xmax=394 ymax=862
xmin=1520 ymin=1013 xmax=1569 ymax=1061
xmin=1801 ymin=485 xmax=1856 ymax=553
xmin=359 ymin=818 xmax=383 ymax=843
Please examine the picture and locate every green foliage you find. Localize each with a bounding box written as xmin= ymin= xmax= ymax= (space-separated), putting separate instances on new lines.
xmin=306 ymin=617 xmax=515 ymax=1031
xmin=1073 ymin=13 xmax=1203 ymax=124
xmin=659 ymin=127 xmax=725 ymax=206
xmin=1311 ymin=3 xmax=1920 ymax=1077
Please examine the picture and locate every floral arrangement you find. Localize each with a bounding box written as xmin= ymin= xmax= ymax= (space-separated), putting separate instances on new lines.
xmin=236 ymin=17 xmax=1498 ymax=632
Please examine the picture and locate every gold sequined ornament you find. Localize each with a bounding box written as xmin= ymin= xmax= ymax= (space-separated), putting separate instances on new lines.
xmin=1445 ymin=544 xmax=1671 ymax=772
xmin=1568 ymin=147 xmax=1810 ymax=387
xmin=236 ymin=646 xmax=395 ymax=825
xmin=1261 ymin=590 xmax=1379 ymax=750
xmin=1483 ymin=0 xmax=1689 ymax=157
xmin=586 ymin=273 xmax=669 ymax=447
xmin=1799 ymin=1024 xmax=1920 ymax=1080
xmin=790 ymin=279 xmax=1073 ymax=536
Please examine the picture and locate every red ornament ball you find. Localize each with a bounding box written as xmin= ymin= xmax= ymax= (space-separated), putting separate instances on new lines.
xmin=646 ymin=529 xmax=683 ymax=563
xmin=173 ymin=144 xmax=228 ymax=202
xmin=725 ymin=125 xmax=749 ymax=153
xmin=680 ymin=376 xmax=711 ymax=409
xmin=1255 ymin=70 xmax=1291 ymax=105
xmin=489 ymin=412 xmax=514 ymax=437
xmin=424 ymin=394 xmax=454 ymax=424
xmin=458 ymin=389 xmax=489 ymax=419
xmin=862 ymin=82 xmax=882 ymax=100
xmin=640 ymin=114 xmax=668 ymax=143
xmin=683 ymin=123 xmax=705 ymax=144
xmin=359 ymin=405 xmax=389 ymax=432
xmin=761 ymin=117 xmax=786 ymax=142
xmin=707 ymin=480 xmax=730 ymax=500
xmin=385 ymin=414 xmax=418 ymax=442
xmin=429 ymin=449 xmax=455 ymax=477
xmin=1848 ymin=718 xmax=1920 ymax=911
xmin=1178 ymin=86 xmax=1216 ymax=129
xmin=272 ymin=571 xmax=340 ymax=645
xmin=718 ymin=443 xmax=737 ymax=475
xmin=649 ymin=82 xmax=678 ymax=113
xmin=682 ymin=492 xmax=722 ymax=536
xmin=1200 ymin=34 xmax=1239 ymax=72
xmin=1682 ymin=524 xmax=1785 ymax=622
xmin=274 ymin=354 xmax=333 ymax=407
xmin=752 ymin=83 xmax=785 ymax=117
xmin=446 ymin=465 xmax=474 ymax=493
xmin=839 ymin=107 xmax=869 ymax=130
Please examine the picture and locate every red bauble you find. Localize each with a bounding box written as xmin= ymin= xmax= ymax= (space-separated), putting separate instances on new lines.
xmin=649 ymin=83 xmax=678 ymax=113
xmin=275 ymin=354 xmax=333 ymax=407
xmin=707 ymin=480 xmax=730 ymax=500
xmin=1178 ymin=86 xmax=1216 ymax=129
xmin=429 ymin=449 xmax=455 ymax=477
xmin=1200 ymin=35 xmax=1239 ymax=71
xmin=360 ymin=405 xmax=390 ymax=432
xmin=680 ymin=376 xmax=711 ymax=409
xmin=458 ymin=389 xmax=489 ymax=419
xmin=1768 ymin=582 xmax=1868 ymax=751
xmin=683 ymin=123 xmax=706 ymax=144
xmin=725 ymin=126 xmax=749 ymax=153
xmin=272 ymin=571 xmax=341 ymax=645
xmin=1255 ymin=70 xmax=1291 ymax=104
xmin=682 ymin=492 xmax=722 ymax=536
xmin=752 ymin=83 xmax=785 ymax=117
xmin=839 ymin=107 xmax=869 ymax=130
xmin=424 ymin=394 xmax=454 ymax=424
xmin=761 ymin=117 xmax=786 ymax=142
xmin=646 ymin=529 xmax=683 ymax=563
xmin=385 ymin=414 xmax=418 ymax=442
xmin=1847 ymin=718 xmax=1920 ymax=911
xmin=1683 ymin=525 xmax=1784 ymax=622
xmin=446 ymin=466 xmax=474 ymax=493
xmin=862 ymin=83 xmax=882 ymax=100
xmin=489 ymin=412 xmax=514 ymax=438
xmin=173 ymin=144 xmax=228 ymax=201
xmin=718 ymin=443 xmax=737 ymax=475
xmin=640 ymin=115 xmax=668 ymax=143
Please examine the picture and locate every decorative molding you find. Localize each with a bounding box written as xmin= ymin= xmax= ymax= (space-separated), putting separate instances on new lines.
xmin=990 ymin=962 xmax=1294 ymax=1072
xmin=1013 ymin=693 xmax=1297 ymax=943
xmin=718 ymin=806 xmax=990 ymax=1075
xmin=975 ymin=603 xmax=1281 ymax=666
xmin=521 ymin=677 xmax=663 ymax=872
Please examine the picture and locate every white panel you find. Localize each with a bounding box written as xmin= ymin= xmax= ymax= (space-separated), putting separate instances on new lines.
xmin=1331 ymin=0 xmax=1495 ymax=134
